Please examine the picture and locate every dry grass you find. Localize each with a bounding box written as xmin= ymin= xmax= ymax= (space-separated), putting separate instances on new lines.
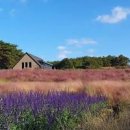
xmin=87 ymin=81 xmax=130 ymax=104
xmin=0 ymin=80 xmax=84 ymax=94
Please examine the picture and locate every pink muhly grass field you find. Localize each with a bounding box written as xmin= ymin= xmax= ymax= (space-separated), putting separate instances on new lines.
xmin=0 ymin=69 xmax=130 ymax=82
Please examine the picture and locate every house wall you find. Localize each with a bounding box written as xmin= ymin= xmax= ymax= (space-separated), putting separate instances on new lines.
xmin=13 ymin=54 xmax=40 ymax=70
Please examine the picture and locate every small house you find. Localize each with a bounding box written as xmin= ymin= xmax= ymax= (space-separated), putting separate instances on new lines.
xmin=13 ymin=52 xmax=53 ymax=70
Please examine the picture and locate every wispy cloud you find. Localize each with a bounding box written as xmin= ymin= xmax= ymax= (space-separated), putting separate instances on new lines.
xmin=57 ymin=46 xmax=66 ymax=50
xmin=57 ymin=38 xmax=97 ymax=59
xmin=96 ymin=6 xmax=130 ymax=24
xmin=57 ymin=46 xmax=71 ymax=59
xmin=9 ymin=9 xmax=16 ymax=17
xmin=66 ymin=38 xmax=97 ymax=47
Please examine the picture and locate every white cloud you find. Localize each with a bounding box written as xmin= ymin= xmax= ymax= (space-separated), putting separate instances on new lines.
xmin=96 ymin=6 xmax=130 ymax=24
xmin=57 ymin=46 xmax=66 ymax=50
xmin=58 ymin=50 xmax=71 ymax=59
xmin=57 ymin=46 xmax=71 ymax=59
xmin=66 ymin=38 xmax=97 ymax=47
xmin=57 ymin=37 xmax=97 ymax=59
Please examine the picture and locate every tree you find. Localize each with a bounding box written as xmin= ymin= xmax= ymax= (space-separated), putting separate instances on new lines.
xmin=110 ymin=55 xmax=129 ymax=67
xmin=102 ymin=56 xmax=111 ymax=67
xmin=56 ymin=58 xmax=74 ymax=69
xmin=0 ymin=40 xmax=24 ymax=69
xmin=117 ymin=55 xmax=129 ymax=66
xmin=52 ymin=55 xmax=130 ymax=69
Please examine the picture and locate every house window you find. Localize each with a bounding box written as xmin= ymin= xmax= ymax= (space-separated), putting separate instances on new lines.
xmin=22 ymin=62 xmax=24 ymax=69
xmin=29 ymin=62 xmax=32 ymax=68
xmin=25 ymin=62 xmax=28 ymax=68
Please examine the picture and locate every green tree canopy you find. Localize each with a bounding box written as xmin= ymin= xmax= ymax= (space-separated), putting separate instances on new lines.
xmin=55 ymin=58 xmax=74 ymax=69
xmin=52 ymin=55 xmax=130 ymax=69
xmin=0 ymin=40 xmax=24 ymax=69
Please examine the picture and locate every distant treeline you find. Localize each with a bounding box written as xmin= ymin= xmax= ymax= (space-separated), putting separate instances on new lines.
xmin=52 ymin=55 xmax=130 ymax=69
xmin=0 ymin=40 xmax=130 ymax=69
xmin=0 ymin=40 xmax=23 ymax=69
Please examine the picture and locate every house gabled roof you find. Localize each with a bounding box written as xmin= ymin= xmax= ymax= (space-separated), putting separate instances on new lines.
xmin=27 ymin=53 xmax=44 ymax=62
xmin=26 ymin=52 xmax=53 ymax=68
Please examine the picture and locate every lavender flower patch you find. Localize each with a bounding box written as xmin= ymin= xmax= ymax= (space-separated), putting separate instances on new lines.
xmin=0 ymin=92 xmax=106 ymax=130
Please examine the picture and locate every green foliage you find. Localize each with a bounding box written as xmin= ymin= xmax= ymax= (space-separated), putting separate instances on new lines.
xmin=89 ymin=102 xmax=108 ymax=116
xmin=53 ymin=55 xmax=130 ymax=69
xmin=54 ymin=109 xmax=81 ymax=130
xmin=116 ymin=55 xmax=129 ymax=66
xmin=9 ymin=110 xmax=47 ymax=130
xmin=1 ymin=101 xmax=130 ymax=130
xmin=55 ymin=58 xmax=74 ymax=69
xmin=0 ymin=40 xmax=23 ymax=69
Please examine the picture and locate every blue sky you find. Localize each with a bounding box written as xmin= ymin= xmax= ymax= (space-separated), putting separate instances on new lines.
xmin=0 ymin=0 xmax=130 ymax=61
